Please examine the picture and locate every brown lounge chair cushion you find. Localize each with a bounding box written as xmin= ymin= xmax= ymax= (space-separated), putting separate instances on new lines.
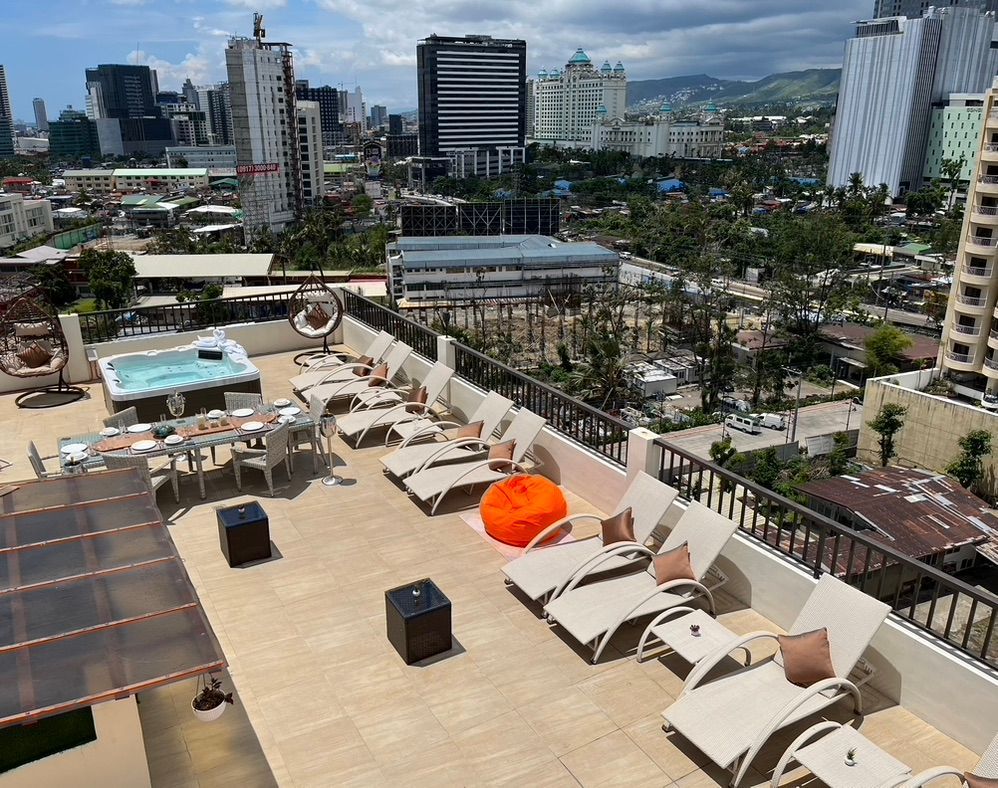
xmin=456 ymin=420 xmax=483 ymax=439
xmin=367 ymin=363 xmax=389 ymax=386
xmin=964 ymin=773 xmax=998 ymax=788
xmin=653 ymin=543 xmax=696 ymax=584
xmin=488 ymin=440 xmax=515 ymax=471
xmin=778 ymin=628 xmax=836 ymax=687
xmin=17 ymin=342 xmax=53 ymax=369
xmin=405 ymin=386 xmax=427 ymax=413
xmin=600 ymin=507 xmax=634 ymax=546
xmin=353 ymin=355 xmax=374 ymax=376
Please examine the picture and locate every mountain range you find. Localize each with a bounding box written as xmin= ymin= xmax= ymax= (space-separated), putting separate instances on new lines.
xmin=626 ymin=68 xmax=840 ymax=110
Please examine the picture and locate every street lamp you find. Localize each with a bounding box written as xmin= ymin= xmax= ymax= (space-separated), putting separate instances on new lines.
xmin=845 ymin=396 xmax=860 ymax=432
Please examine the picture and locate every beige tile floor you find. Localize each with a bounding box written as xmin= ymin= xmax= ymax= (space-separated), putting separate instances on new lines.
xmin=1 ymin=351 xmax=979 ymax=787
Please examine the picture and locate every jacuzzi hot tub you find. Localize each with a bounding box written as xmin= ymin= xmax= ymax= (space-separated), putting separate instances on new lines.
xmin=99 ymin=345 xmax=262 ymax=421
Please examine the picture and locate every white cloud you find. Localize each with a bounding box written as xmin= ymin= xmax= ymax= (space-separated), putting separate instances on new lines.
xmin=223 ymin=0 xmax=287 ymax=8
xmin=127 ymin=46 xmax=214 ymax=89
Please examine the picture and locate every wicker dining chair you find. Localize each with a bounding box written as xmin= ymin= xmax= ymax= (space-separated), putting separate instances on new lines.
xmin=27 ymin=440 xmax=60 ymax=479
xmin=232 ymin=421 xmax=291 ymax=496
xmin=103 ymin=406 xmax=139 ymax=430
xmin=103 ymin=453 xmax=180 ymax=503
xmin=224 ymin=392 xmax=264 ymax=412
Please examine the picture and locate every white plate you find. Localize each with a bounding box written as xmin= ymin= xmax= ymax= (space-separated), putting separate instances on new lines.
xmin=274 ymin=398 xmax=291 ymax=407
xmin=279 ymin=406 xmax=301 ymax=417
xmin=131 ymin=439 xmax=158 ymax=452
xmin=68 ymin=451 xmax=89 ymax=463
xmin=61 ymin=442 xmax=89 ymax=454
xmin=207 ymin=409 xmax=225 ymax=419
xmin=163 ymin=434 xmax=185 ymax=446
xmin=240 ymin=421 xmax=265 ymax=432
xmin=99 ymin=426 xmax=120 ymax=437
xmin=277 ymin=415 xmax=296 ymax=425
xmin=128 ymin=423 xmax=152 ymax=433
xmin=230 ymin=407 xmax=255 ymax=418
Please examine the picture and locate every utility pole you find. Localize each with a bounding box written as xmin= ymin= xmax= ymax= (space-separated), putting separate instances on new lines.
xmin=783 ymin=366 xmax=803 ymax=444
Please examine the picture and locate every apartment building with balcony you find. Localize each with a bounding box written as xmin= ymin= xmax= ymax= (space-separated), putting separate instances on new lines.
xmin=940 ymin=77 xmax=998 ymax=390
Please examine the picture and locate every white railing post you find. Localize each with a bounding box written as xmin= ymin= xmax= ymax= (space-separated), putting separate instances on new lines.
xmin=626 ymin=427 xmax=661 ymax=480
xmin=437 ymin=334 xmax=456 ymax=367
xmin=59 ymin=313 xmax=92 ymax=384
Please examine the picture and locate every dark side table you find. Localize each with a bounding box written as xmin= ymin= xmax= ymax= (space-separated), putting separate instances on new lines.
xmin=385 ymin=578 xmax=452 ymax=664
xmin=216 ymin=501 xmax=270 ymax=567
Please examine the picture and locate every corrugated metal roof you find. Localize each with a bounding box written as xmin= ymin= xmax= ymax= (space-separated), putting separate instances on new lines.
xmin=128 ymin=253 xmax=274 ymax=279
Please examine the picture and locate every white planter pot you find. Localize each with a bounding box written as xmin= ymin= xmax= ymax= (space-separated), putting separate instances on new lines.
xmin=192 ymin=698 xmax=227 ymax=722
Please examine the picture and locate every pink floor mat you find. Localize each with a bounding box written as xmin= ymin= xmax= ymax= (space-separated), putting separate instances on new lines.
xmin=459 ymin=511 xmax=575 ymax=560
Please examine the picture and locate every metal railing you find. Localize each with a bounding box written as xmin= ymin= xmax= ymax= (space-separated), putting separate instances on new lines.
xmin=656 ymin=438 xmax=998 ymax=669
xmin=78 ymin=292 xmax=292 ymax=344
xmin=945 ymin=350 xmax=976 ymax=364
xmin=341 ymin=290 xmax=438 ymax=360
xmin=963 ymin=264 xmax=993 ymax=277
xmin=985 ymin=144 xmax=998 ymax=152
xmin=979 ymin=174 xmax=998 ymax=184
xmin=454 ymin=343 xmax=629 ymax=466
xmin=957 ymin=294 xmax=988 ymax=307
xmin=951 ymin=323 xmax=981 ymax=336
xmin=985 ymin=357 xmax=998 ymax=370
xmin=969 ymin=236 xmax=998 ymax=248
xmin=974 ymin=205 xmax=998 ymax=216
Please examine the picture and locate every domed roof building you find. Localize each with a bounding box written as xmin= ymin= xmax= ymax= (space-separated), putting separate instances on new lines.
xmin=613 ymin=61 xmax=625 ymax=74
xmin=532 ymin=48 xmax=627 ymax=146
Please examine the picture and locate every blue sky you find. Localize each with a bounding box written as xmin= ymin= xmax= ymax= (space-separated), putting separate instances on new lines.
xmin=4 ymin=0 xmax=868 ymax=122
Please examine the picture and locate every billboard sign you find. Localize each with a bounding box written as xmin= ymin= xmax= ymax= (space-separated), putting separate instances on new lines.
xmin=362 ymin=142 xmax=382 ymax=179
xmin=236 ymin=163 xmax=280 ymax=175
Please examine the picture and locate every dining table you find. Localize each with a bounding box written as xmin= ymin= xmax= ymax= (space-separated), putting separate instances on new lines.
xmin=58 ymin=403 xmax=318 ymax=499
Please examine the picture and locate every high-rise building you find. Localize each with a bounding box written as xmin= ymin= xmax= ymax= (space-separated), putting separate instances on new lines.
xmin=0 ymin=66 xmax=14 ymax=158
xmin=84 ymin=64 xmax=159 ymax=119
xmin=339 ymin=87 xmax=366 ymax=129
xmin=525 ymin=79 xmax=535 ymax=138
xmin=48 ymin=109 xmax=101 ymax=159
xmin=591 ymin=102 xmax=724 ymax=158
xmin=828 ymin=6 xmax=998 ymax=196
xmin=533 ymin=49 xmax=627 ymax=147
xmin=181 ymin=78 xmax=199 ymax=108
xmin=417 ymin=34 xmax=526 ymax=178
xmin=165 ymin=106 xmax=211 ymax=146
xmin=369 ymin=104 xmax=388 ymax=129
xmin=939 ymin=78 xmax=998 ymax=394
xmin=225 ymin=15 xmax=302 ymax=240
xmin=388 ymin=114 xmax=403 ymax=134
xmin=874 ymin=0 xmax=998 ymax=17
xmin=32 ymin=98 xmax=48 ymax=131
xmin=297 ymin=100 xmax=325 ymax=206
xmin=197 ymin=83 xmax=234 ymax=145
xmin=294 ymin=80 xmax=340 ymax=146
xmin=923 ymin=93 xmax=984 ymax=187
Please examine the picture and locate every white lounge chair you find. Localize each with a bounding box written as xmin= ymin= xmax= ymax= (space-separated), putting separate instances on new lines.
xmin=662 ymin=573 xmax=891 ymax=787
xmin=305 ymin=342 xmax=412 ymax=407
xmin=290 ymin=330 xmax=394 ymax=393
xmin=335 ymin=362 xmax=453 ymax=447
xmin=379 ymin=391 xmax=514 ymax=478
xmin=896 ymin=731 xmax=998 ymax=786
xmin=542 ymin=501 xmax=737 ymax=663
xmin=502 ymin=471 xmax=678 ymax=604
xmin=403 ymin=408 xmax=547 ymax=515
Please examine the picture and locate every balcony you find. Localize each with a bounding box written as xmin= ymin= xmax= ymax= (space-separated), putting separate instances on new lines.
xmin=965 ymin=234 xmax=998 ymax=252
xmin=954 ymin=293 xmax=989 ymax=313
xmin=945 ymin=349 xmax=977 ymax=370
xmin=977 ymin=173 xmax=998 ymax=193
xmin=981 ymin=143 xmax=998 ymax=162
xmin=962 ymin=263 xmax=995 ymax=285
xmin=7 ymin=293 xmax=992 ymax=786
xmin=950 ymin=322 xmax=981 ymax=337
xmin=973 ymin=204 xmax=998 ymax=223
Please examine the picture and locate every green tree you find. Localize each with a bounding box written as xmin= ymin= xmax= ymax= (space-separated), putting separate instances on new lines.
xmin=32 ymin=264 xmax=76 ymax=308
xmin=946 ymin=429 xmax=993 ymax=491
xmin=79 ymin=248 xmax=136 ymax=309
xmin=828 ymin=431 xmax=852 ymax=476
xmin=867 ymin=403 xmax=907 ymax=466
xmin=864 ymin=324 xmax=913 ymax=377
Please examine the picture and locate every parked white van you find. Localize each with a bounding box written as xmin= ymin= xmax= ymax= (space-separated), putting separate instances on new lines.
xmin=760 ymin=413 xmax=786 ymax=430
xmin=725 ymin=413 xmax=762 ymax=434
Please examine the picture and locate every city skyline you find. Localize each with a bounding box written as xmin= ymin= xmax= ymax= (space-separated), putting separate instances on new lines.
xmin=3 ymin=0 xmax=869 ymax=121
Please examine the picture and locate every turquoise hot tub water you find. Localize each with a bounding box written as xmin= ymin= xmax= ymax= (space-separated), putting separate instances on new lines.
xmin=111 ymin=352 xmax=249 ymax=391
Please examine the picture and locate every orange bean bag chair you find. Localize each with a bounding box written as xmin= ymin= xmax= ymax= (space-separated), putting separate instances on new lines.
xmin=480 ymin=474 xmax=568 ymax=547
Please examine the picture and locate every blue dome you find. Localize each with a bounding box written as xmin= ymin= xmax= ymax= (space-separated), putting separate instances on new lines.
xmin=660 ymin=101 xmax=672 ymax=114
xmin=600 ymin=61 xmax=612 ymax=73
xmin=705 ymin=102 xmax=717 ymax=113
xmin=613 ymin=61 xmax=625 ymax=73
xmin=549 ymin=67 xmax=560 ymax=78
xmin=538 ymin=69 xmax=548 ymax=78
xmin=568 ymin=48 xmax=591 ymax=65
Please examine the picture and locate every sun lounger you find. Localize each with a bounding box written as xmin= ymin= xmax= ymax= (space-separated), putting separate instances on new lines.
xmin=542 ymin=501 xmax=737 ymax=663
xmin=662 ymin=573 xmax=890 ymax=787
xmin=501 ymin=471 xmax=678 ymax=604
xmin=379 ymin=391 xmax=513 ymax=478
xmin=403 ymin=408 xmax=546 ymax=514
xmin=290 ymin=330 xmax=394 ymax=392
xmin=899 ymin=732 xmax=998 ymax=786
xmin=335 ymin=362 xmax=453 ymax=447
xmin=305 ymin=342 xmax=411 ymax=407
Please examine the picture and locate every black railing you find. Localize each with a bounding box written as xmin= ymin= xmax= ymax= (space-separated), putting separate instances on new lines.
xmin=455 ymin=344 xmax=629 ymax=466
xmin=78 ymin=292 xmax=292 ymax=344
xmin=656 ymin=437 xmax=998 ymax=669
xmin=341 ymin=290 xmax=438 ymax=360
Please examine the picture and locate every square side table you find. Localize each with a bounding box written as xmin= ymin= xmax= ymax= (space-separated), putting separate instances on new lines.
xmin=638 ymin=608 xmax=745 ymax=665
xmin=773 ymin=722 xmax=910 ymax=788
xmin=216 ymin=501 xmax=271 ymax=567
xmin=385 ymin=578 xmax=452 ymax=664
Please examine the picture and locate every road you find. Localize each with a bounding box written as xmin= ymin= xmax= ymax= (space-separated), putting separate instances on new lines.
xmin=661 ymin=399 xmax=863 ymax=460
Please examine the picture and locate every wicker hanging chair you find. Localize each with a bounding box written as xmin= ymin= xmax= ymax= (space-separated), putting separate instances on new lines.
xmin=287 ymin=273 xmax=344 ymax=356
xmin=0 ymin=295 xmax=85 ymax=408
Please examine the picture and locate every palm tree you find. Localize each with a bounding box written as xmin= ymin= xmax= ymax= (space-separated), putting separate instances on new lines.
xmin=940 ymin=156 xmax=966 ymax=212
xmin=847 ymin=171 xmax=865 ymax=198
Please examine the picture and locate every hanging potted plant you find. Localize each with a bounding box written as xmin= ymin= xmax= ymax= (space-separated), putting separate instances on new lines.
xmin=191 ymin=673 xmax=234 ymax=722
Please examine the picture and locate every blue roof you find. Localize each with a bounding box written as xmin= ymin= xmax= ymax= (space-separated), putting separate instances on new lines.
xmin=657 ymin=178 xmax=685 ymax=192
xmin=709 ymin=188 xmax=729 ymax=197
xmin=554 ymin=179 xmax=573 ymax=190
xmin=660 ymin=102 xmax=672 ymax=114
xmin=790 ymin=177 xmax=820 ymax=186
xmin=568 ymin=48 xmax=591 ymax=65
xmin=613 ymin=61 xmax=625 ymax=72
xmin=601 ymin=61 xmax=612 ymax=72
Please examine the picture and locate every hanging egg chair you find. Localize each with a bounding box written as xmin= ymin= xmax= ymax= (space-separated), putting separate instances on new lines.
xmin=0 ymin=295 xmax=85 ymax=408
xmin=287 ymin=274 xmax=344 ymax=361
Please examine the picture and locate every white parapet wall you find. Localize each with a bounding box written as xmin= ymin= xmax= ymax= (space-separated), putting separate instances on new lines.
xmin=2 ymin=696 xmax=151 ymax=788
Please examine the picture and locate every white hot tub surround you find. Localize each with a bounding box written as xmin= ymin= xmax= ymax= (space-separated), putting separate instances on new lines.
xmin=99 ymin=345 xmax=260 ymax=402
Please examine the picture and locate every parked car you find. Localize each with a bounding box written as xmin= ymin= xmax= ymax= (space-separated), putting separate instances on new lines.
xmin=760 ymin=413 xmax=786 ymax=430
xmin=725 ymin=413 xmax=762 ymax=435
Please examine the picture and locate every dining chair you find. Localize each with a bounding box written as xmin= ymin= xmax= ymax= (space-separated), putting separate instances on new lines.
xmin=224 ymin=392 xmax=265 ymax=412
xmin=27 ymin=440 xmax=60 ymax=479
xmin=103 ymin=453 xmax=180 ymax=503
xmin=103 ymin=406 xmax=139 ymax=431
xmin=232 ymin=421 xmax=291 ymax=497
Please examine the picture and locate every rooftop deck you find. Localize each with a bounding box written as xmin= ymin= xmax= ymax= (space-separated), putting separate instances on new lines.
xmin=0 ymin=348 xmax=984 ymax=787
